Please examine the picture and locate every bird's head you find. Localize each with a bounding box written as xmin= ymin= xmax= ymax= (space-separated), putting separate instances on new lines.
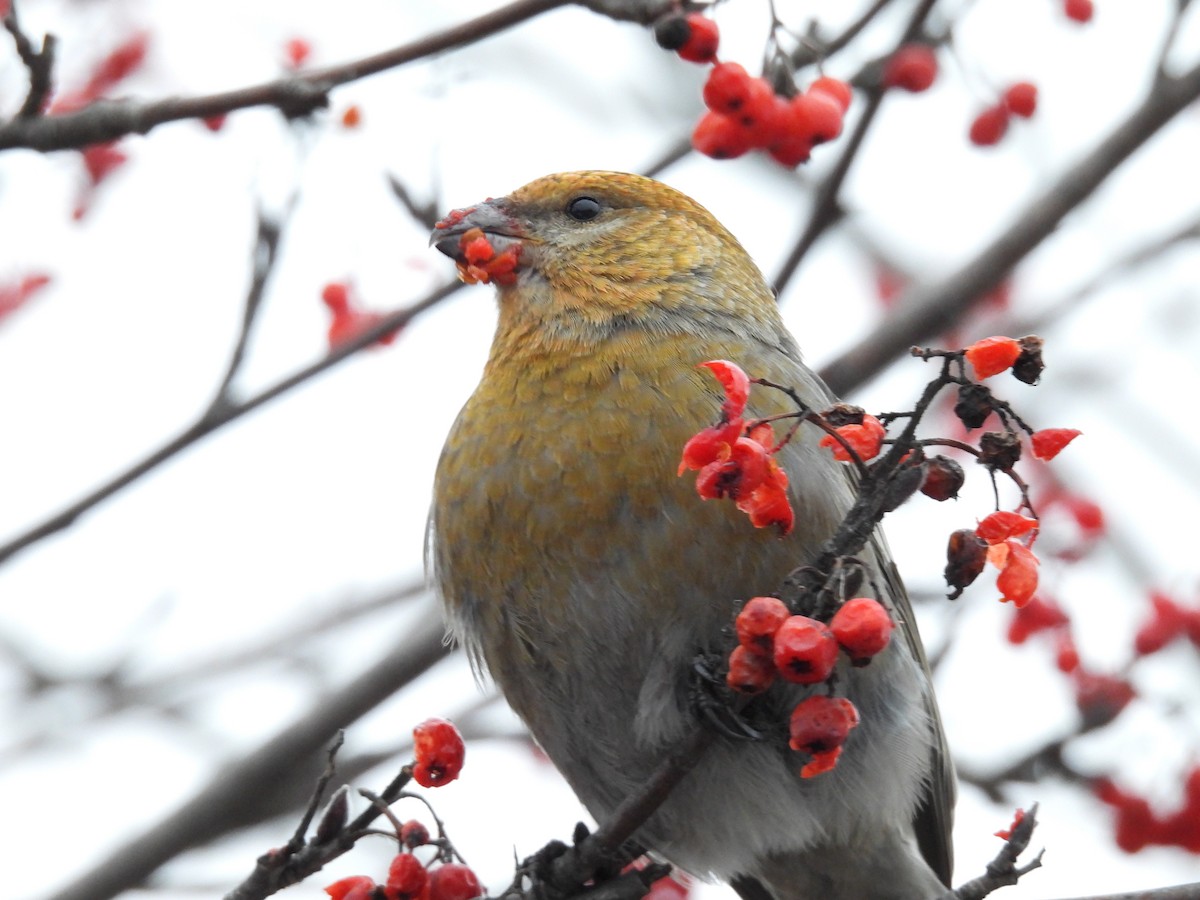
xmin=431 ymin=171 xmax=784 ymax=343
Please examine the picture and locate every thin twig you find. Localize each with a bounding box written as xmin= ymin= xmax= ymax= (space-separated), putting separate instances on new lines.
xmin=2 ymin=0 xmax=57 ymax=119
xmin=790 ymin=0 xmax=896 ymax=69
xmin=210 ymin=213 xmax=282 ymax=413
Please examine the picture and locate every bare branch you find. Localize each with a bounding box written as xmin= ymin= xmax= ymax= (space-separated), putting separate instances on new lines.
xmin=0 ymin=0 xmax=571 ymax=152
xmin=0 ymin=278 xmax=464 ymax=567
xmin=44 ymin=605 xmax=450 ymax=900
xmin=947 ymin=804 xmax=1041 ymax=900
xmin=209 ymin=213 xmax=282 ymax=414
xmin=819 ymin=58 xmax=1200 ymax=397
xmin=2 ymin=0 xmax=57 ymax=119
xmin=773 ymin=0 xmax=940 ymax=295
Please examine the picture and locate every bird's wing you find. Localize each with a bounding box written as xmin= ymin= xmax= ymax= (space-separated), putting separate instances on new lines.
xmin=875 ymin=538 xmax=956 ymax=887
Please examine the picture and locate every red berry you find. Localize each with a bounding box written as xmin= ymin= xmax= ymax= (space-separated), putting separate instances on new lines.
xmin=284 ymin=37 xmax=311 ymax=69
xmin=1003 ymin=82 xmax=1038 ymax=118
xmin=883 ymin=44 xmax=938 ymax=92
xmin=341 ymin=104 xmax=363 ymax=128
xmin=996 ymin=541 xmax=1039 ymax=608
xmin=694 ymin=436 xmax=770 ymax=501
xmin=1186 ymin=609 xmax=1200 ymax=647
xmin=1062 ymin=494 xmax=1104 ymax=535
xmin=692 ymin=111 xmax=751 ymax=160
xmin=1054 ymin=633 xmax=1080 ymax=673
xmin=976 ymin=510 xmax=1038 ymax=545
xmin=809 ymin=76 xmax=852 ymax=112
xmin=969 ymin=105 xmax=1010 ymax=146
xmin=965 ymin=335 xmax=1022 ymax=378
xmin=735 ymin=596 xmax=791 ymax=652
xmin=1030 ymin=428 xmax=1081 ymax=461
xmin=412 ymin=718 xmax=465 ymax=788
xmin=772 ymin=616 xmax=838 ymax=684
xmin=919 ymin=455 xmax=964 ymax=501
xmin=767 ymin=133 xmax=813 ymax=168
xmin=703 ymin=62 xmax=754 ymax=114
xmin=1134 ymin=592 xmax=1188 ymax=655
xmin=945 ymin=528 xmax=988 ymax=598
xmin=1006 ymin=595 xmax=1069 ymax=644
xmin=400 ymin=819 xmax=430 ymax=848
xmin=994 ymin=808 xmax=1026 ymax=840
xmin=428 ymin=864 xmax=483 ymax=900
xmin=1074 ymin=670 xmax=1135 ymax=728
xmin=677 ymin=13 xmax=719 ymax=64
xmin=788 ymin=695 xmax=859 ymax=758
xmin=726 ymin=645 xmax=776 ymax=694
xmin=700 ymin=359 xmax=750 ymax=419
xmin=735 ymin=78 xmax=784 ymax=145
xmin=829 ymin=598 xmax=893 ymax=664
xmin=387 ymin=854 xmax=430 ymax=900
xmin=1063 ymin=0 xmax=1094 ymax=23
xmin=321 ymin=282 xmax=350 ymax=313
xmin=794 ymin=90 xmax=844 ymax=144
xmin=819 ymin=414 xmax=885 ymax=462
xmin=81 ymin=142 xmax=127 ymax=186
xmin=737 ymin=464 xmax=795 ymax=535
xmin=326 ymin=876 xmax=378 ymax=900
xmin=678 ymin=419 xmax=744 ymax=473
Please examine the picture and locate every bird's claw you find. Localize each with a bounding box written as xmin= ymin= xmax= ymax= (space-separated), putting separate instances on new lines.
xmin=690 ymin=656 xmax=767 ymax=742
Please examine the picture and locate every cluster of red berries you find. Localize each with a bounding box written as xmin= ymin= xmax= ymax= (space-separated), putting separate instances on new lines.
xmin=326 ymin=720 xmax=474 ymax=900
xmin=1095 ymin=769 xmax=1200 ymax=853
xmin=653 ymin=12 xmax=852 ymax=167
xmin=326 ymin=854 xmax=482 ymax=900
xmin=883 ymin=44 xmax=939 ymax=93
xmin=1003 ymin=590 xmax=1142 ymax=726
xmin=1010 ymin=586 xmax=1199 ymax=674
xmin=945 ymin=509 xmax=1041 ymax=607
xmin=727 ymin=594 xmax=894 ymax=777
xmin=321 ymin=281 xmax=399 ymax=351
xmin=817 ymin=405 xmax=973 ymax=505
xmin=969 ymin=81 xmax=1039 ymax=147
xmin=678 ymin=361 xmax=794 ymax=534
xmin=412 ymin=717 xmax=466 ymax=788
xmin=430 ymin=220 xmax=523 ymax=287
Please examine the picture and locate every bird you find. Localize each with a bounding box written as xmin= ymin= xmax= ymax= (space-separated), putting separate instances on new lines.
xmin=427 ymin=171 xmax=954 ymax=900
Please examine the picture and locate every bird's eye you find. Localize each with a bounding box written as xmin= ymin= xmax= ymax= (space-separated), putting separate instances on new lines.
xmin=566 ymin=196 xmax=602 ymax=221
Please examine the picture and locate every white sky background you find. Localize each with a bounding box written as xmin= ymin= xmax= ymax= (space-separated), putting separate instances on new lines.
xmin=1 ymin=0 xmax=1200 ymax=898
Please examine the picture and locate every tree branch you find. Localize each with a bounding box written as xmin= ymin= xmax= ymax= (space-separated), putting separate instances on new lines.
xmin=43 ymin=605 xmax=451 ymax=900
xmin=2 ymin=0 xmax=57 ymax=119
xmin=0 ymin=0 xmax=571 ymax=152
xmin=772 ymin=0 xmax=940 ymax=295
xmin=0 ymin=278 xmax=463 ymax=567
xmin=818 ymin=57 xmax=1200 ymax=397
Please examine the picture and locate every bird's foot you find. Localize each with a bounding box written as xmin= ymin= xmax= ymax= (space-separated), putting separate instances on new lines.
xmin=690 ymin=655 xmax=767 ymax=742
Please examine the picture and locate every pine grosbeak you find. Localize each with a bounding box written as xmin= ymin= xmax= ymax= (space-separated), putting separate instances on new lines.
xmin=430 ymin=171 xmax=954 ymax=900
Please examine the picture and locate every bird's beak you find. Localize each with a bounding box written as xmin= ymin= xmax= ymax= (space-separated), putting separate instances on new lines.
xmin=430 ymin=198 xmax=524 ymax=261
